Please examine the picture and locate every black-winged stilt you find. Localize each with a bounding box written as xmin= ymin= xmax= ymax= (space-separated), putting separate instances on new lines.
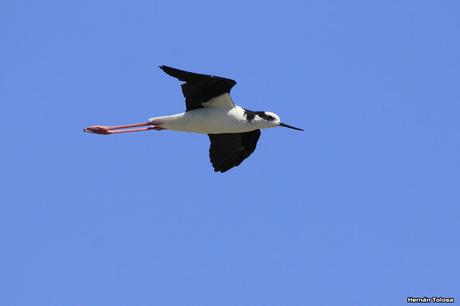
xmin=84 ymin=65 xmax=303 ymax=172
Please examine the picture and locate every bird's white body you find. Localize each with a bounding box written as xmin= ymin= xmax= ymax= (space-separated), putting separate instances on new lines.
xmin=149 ymin=94 xmax=279 ymax=134
xmin=149 ymin=106 xmax=266 ymax=134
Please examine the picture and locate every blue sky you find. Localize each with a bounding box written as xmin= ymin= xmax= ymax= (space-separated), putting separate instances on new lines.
xmin=1 ymin=0 xmax=459 ymax=305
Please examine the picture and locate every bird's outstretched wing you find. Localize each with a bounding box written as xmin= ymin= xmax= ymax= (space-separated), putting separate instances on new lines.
xmin=208 ymin=130 xmax=261 ymax=173
xmin=160 ymin=65 xmax=237 ymax=111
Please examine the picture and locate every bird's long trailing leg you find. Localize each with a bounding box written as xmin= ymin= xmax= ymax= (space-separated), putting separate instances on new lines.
xmin=84 ymin=121 xmax=165 ymax=135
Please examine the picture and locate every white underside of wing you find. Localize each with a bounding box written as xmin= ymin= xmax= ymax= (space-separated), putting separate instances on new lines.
xmin=201 ymin=93 xmax=235 ymax=109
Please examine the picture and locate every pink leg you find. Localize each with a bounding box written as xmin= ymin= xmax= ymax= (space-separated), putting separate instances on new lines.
xmin=84 ymin=121 xmax=165 ymax=135
xmin=107 ymin=126 xmax=165 ymax=134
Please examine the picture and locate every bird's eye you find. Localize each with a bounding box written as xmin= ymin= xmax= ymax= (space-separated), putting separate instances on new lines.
xmin=267 ymin=115 xmax=274 ymax=121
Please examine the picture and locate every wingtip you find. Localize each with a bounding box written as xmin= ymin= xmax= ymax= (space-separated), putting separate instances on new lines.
xmin=159 ymin=65 xmax=175 ymax=74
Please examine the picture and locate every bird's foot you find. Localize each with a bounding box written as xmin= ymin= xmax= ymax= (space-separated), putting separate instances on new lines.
xmin=84 ymin=126 xmax=111 ymax=135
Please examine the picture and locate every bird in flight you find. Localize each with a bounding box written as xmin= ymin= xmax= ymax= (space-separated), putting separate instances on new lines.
xmin=84 ymin=65 xmax=303 ymax=172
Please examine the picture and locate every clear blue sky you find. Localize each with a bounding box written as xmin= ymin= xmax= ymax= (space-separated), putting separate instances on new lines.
xmin=1 ymin=0 xmax=459 ymax=305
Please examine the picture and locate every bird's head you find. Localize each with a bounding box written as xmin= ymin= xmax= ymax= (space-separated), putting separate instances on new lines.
xmin=249 ymin=111 xmax=303 ymax=131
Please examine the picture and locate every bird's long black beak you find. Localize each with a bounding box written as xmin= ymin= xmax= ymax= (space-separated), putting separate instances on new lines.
xmin=279 ymin=122 xmax=304 ymax=131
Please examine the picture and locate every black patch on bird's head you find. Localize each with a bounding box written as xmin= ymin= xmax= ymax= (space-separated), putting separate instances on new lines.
xmin=243 ymin=109 xmax=276 ymax=122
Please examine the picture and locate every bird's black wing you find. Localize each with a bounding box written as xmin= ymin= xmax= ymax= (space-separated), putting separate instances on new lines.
xmin=160 ymin=65 xmax=237 ymax=111
xmin=208 ymin=130 xmax=261 ymax=173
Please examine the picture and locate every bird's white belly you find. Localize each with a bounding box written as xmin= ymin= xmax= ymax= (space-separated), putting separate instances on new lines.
xmin=150 ymin=107 xmax=257 ymax=134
